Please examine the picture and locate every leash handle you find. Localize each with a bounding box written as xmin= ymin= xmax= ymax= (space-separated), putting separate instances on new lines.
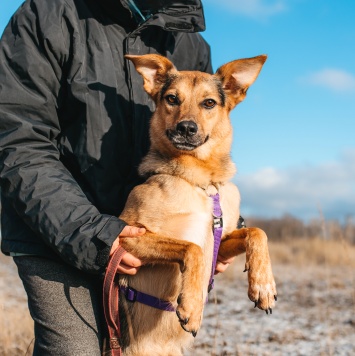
xmin=103 ymin=246 xmax=127 ymax=356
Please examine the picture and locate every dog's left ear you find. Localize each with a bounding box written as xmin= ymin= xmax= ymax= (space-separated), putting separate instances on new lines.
xmin=125 ymin=54 xmax=177 ymax=100
xmin=215 ymin=55 xmax=267 ymax=109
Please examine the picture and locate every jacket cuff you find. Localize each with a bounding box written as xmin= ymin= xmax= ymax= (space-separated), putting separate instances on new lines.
xmin=95 ymin=216 xmax=127 ymax=269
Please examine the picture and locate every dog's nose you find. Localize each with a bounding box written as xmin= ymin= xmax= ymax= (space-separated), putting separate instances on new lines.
xmin=176 ymin=121 xmax=198 ymax=137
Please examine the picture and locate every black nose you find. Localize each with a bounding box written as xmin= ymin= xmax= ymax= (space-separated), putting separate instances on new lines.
xmin=176 ymin=121 xmax=198 ymax=137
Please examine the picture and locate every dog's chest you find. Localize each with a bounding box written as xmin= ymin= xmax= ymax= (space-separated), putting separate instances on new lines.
xmin=179 ymin=210 xmax=212 ymax=247
xmin=159 ymin=183 xmax=240 ymax=247
xmin=160 ymin=188 xmax=213 ymax=248
xmin=180 ymin=185 xmax=219 ymax=247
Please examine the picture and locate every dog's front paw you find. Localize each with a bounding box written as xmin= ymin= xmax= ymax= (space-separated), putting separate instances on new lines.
xmin=245 ymin=253 xmax=277 ymax=313
xmin=176 ymin=293 xmax=204 ymax=337
xmin=242 ymin=228 xmax=277 ymax=313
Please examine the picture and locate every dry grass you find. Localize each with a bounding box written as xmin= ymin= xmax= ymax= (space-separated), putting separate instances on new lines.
xmin=0 ymin=254 xmax=33 ymax=356
xmin=269 ymin=237 xmax=355 ymax=267
xmin=0 ymin=307 xmax=34 ymax=356
xmin=220 ymin=236 xmax=355 ymax=285
xmin=0 ymin=254 xmax=34 ymax=356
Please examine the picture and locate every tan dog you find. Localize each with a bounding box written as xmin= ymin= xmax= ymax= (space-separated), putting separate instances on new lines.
xmin=118 ymin=54 xmax=277 ymax=356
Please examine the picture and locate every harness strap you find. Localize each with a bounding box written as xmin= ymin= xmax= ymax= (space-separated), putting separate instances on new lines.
xmin=119 ymin=285 xmax=176 ymax=312
xmin=103 ymin=246 xmax=127 ymax=356
xmin=208 ymin=192 xmax=223 ymax=292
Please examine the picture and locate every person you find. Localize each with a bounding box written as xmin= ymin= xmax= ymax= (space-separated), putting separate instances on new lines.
xmin=0 ymin=0 xmax=234 ymax=354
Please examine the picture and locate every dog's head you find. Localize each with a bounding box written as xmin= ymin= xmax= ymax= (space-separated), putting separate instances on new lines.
xmin=126 ymin=54 xmax=266 ymax=158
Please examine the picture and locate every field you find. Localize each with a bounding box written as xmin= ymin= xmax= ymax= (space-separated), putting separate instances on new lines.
xmin=187 ymin=241 xmax=355 ymax=356
xmin=1 ymin=235 xmax=355 ymax=356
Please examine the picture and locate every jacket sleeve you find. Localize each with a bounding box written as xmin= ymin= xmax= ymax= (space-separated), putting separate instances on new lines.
xmin=0 ymin=2 xmax=125 ymax=274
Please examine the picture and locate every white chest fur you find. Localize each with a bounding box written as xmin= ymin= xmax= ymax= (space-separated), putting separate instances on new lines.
xmin=179 ymin=211 xmax=212 ymax=248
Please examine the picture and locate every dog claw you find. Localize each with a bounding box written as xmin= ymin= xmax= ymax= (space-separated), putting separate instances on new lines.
xmin=254 ymin=301 xmax=258 ymax=308
xmin=274 ymin=295 xmax=278 ymax=301
xmin=269 ymin=308 xmax=272 ymax=315
xmin=180 ymin=323 xmax=196 ymax=336
xmin=265 ymin=309 xmax=269 ymax=315
xmin=243 ymin=268 xmax=248 ymax=272
xmin=176 ymin=311 xmax=189 ymax=325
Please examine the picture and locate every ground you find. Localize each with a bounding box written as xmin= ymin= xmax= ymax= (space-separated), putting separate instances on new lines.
xmin=1 ymin=243 xmax=355 ymax=356
xmin=186 ymin=260 xmax=355 ymax=356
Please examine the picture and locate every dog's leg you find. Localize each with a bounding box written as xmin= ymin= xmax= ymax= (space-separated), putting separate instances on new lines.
xmin=219 ymin=228 xmax=277 ymax=312
xmin=119 ymin=233 xmax=205 ymax=336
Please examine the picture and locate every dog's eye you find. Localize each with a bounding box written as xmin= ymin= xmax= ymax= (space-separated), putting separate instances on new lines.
xmin=203 ymin=99 xmax=216 ymax=109
xmin=165 ymin=95 xmax=179 ymax=105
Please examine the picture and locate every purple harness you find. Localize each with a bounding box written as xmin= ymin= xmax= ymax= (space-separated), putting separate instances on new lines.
xmin=121 ymin=193 xmax=223 ymax=312
xmin=119 ymin=285 xmax=176 ymax=312
xmin=208 ymin=193 xmax=223 ymax=292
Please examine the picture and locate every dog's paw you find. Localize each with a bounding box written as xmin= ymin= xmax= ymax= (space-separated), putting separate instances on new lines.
xmin=245 ymin=255 xmax=277 ymax=313
xmin=175 ymin=294 xmax=203 ymax=337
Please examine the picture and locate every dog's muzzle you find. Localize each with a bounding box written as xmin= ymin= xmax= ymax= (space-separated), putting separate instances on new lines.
xmin=166 ymin=120 xmax=207 ymax=151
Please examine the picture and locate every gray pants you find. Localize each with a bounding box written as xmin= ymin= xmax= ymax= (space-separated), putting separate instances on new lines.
xmin=14 ymin=256 xmax=106 ymax=356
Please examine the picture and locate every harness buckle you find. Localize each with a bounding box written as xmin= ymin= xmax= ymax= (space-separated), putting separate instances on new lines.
xmin=125 ymin=287 xmax=138 ymax=302
xmin=213 ymin=217 xmax=223 ymax=229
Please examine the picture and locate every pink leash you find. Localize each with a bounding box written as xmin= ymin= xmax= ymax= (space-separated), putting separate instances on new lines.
xmin=103 ymin=246 xmax=127 ymax=356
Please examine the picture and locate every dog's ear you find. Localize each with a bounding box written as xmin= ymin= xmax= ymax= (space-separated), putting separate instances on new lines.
xmin=125 ymin=54 xmax=177 ymax=99
xmin=215 ymin=55 xmax=267 ymax=109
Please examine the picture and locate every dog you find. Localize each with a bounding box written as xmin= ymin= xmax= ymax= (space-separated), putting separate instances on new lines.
xmin=116 ymin=54 xmax=277 ymax=356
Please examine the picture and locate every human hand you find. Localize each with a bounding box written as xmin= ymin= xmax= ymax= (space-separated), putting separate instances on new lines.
xmin=215 ymin=255 xmax=235 ymax=275
xmin=110 ymin=225 xmax=146 ymax=275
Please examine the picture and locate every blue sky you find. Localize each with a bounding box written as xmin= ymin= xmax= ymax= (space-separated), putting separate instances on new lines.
xmin=202 ymin=0 xmax=355 ymax=221
xmin=1 ymin=0 xmax=354 ymax=221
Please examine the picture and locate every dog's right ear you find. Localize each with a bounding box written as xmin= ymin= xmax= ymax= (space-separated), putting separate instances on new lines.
xmin=125 ymin=54 xmax=177 ymax=99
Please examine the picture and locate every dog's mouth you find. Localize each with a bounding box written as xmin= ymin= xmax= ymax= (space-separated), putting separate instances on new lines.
xmin=166 ymin=130 xmax=209 ymax=151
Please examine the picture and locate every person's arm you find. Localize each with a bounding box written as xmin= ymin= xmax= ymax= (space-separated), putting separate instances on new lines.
xmin=0 ymin=2 xmax=131 ymax=274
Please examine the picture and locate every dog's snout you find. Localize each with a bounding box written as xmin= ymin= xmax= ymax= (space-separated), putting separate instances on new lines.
xmin=176 ymin=121 xmax=198 ymax=137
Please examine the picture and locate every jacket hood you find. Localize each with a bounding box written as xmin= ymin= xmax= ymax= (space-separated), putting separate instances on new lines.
xmin=118 ymin=0 xmax=206 ymax=32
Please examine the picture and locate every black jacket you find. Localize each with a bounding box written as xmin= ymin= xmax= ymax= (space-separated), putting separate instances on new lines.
xmin=0 ymin=0 xmax=212 ymax=274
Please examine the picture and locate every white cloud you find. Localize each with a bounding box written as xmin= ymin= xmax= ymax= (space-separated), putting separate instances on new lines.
xmin=235 ymin=149 xmax=355 ymax=220
xmin=244 ymin=167 xmax=284 ymax=189
xmin=204 ymin=0 xmax=287 ymax=20
xmin=303 ymin=68 xmax=355 ymax=92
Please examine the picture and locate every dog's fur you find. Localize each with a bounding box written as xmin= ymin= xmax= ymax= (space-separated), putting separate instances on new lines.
xmin=118 ymin=54 xmax=277 ymax=356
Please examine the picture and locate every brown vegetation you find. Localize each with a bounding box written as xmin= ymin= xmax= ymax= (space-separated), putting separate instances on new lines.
xmin=0 ymin=254 xmax=34 ymax=356
xmin=248 ymin=214 xmax=355 ymax=243
xmin=252 ymin=214 xmax=355 ymax=267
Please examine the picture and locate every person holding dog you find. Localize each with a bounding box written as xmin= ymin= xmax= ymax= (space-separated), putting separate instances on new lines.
xmin=0 ymin=0 xmax=234 ymax=354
